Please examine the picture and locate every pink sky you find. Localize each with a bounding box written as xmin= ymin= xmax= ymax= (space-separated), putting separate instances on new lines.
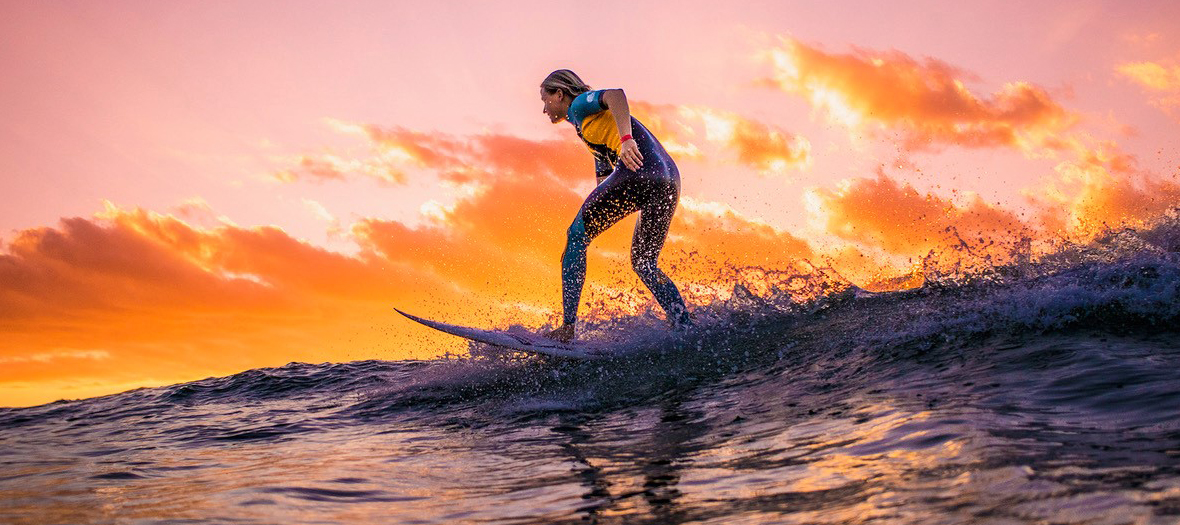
xmin=3 ymin=1 xmax=1180 ymax=406
xmin=4 ymin=1 xmax=1176 ymax=242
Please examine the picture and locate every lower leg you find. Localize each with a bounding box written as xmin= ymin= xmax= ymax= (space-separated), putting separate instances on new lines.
xmin=633 ymin=259 xmax=692 ymax=327
xmin=556 ymin=216 xmax=590 ymax=335
xmin=552 ymin=173 xmax=644 ymax=341
xmin=632 ymin=188 xmax=691 ymax=328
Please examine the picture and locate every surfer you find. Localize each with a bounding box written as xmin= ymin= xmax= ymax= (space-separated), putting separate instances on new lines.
xmin=540 ymin=69 xmax=692 ymax=342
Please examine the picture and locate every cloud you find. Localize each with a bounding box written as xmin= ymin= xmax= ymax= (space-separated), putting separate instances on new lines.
xmin=268 ymin=114 xmax=817 ymax=308
xmin=1118 ymin=58 xmax=1180 ymax=91
xmin=726 ymin=115 xmax=812 ymax=173
xmin=633 ymin=102 xmax=812 ymax=174
xmin=276 ymin=152 xmax=407 ymax=185
xmin=760 ymin=37 xmax=1077 ymax=153
xmin=0 ymin=350 xmax=110 ymax=364
xmin=273 ymin=116 xmax=816 ymax=299
xmin=283 ymin=106 xmax=811 ymax=188
xmin=1117 ymin=55 xmax=1180 ymax=121
xmin=805 ymin=171 xmax=1030 ymax=258
xmin=1029 ymin=142 xmax=1180 ymax=235
xmin=302 ymin=198 xmax=335 ymax=223
xmin=174 ymin=197 xmax=217 ymax=223
xmin=805 ymin=145 xmax=1180 ymax=276
xmin=351 ymin=176 xmax=575 ymax=301
xmin=277 ymin=123 xmax=589 ymax=186
xmin=756 ymin=35 xmax=1180 ymax=249
xmin=0 ymin=203 xmax=470 ymax=403
xmin=673 ymin=197 xmax=814 ymax=269
xmin=350 ymin=150 xmax=818 ymax=311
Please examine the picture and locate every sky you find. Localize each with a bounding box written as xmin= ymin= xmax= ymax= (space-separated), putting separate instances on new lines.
xmin=3 ymin=0 xmax=1179 ymax=407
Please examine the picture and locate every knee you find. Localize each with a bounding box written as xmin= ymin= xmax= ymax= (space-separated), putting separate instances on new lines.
xmin=631 ymin=253 xmax=659 ymax=279
xmin=563 ymin=218 xmax=588 ymax=259
xmin=566 ymin=221 xmax=586 ymax=244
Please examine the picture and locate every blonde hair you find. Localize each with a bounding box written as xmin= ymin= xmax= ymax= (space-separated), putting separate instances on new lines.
xmin=541 ymin=69 xmax=591 ymax=99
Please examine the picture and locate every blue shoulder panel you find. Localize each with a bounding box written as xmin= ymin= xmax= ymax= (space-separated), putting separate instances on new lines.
xmin=567 ymin=90 xmax=607 ymax=129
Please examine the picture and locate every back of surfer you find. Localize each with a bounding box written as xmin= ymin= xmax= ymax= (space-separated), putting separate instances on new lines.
xmin=540 ymin=69 xmax=692 ymax=343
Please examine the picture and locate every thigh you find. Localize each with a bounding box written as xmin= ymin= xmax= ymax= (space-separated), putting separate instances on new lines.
xmin=579 ymin=170 xmax=644 ymax=239
xmin=632 ymin=180 xmax=678 ymax=260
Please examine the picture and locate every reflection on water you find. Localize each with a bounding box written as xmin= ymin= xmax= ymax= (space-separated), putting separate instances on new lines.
xmin=2 ymin=341 xmax=1179 ymax=525
xmin=545 ymin=395 xmax=708 ymax=523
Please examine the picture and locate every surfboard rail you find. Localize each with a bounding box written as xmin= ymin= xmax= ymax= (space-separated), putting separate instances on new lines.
xmin=395 ymin=308 xmax=608 ymax=359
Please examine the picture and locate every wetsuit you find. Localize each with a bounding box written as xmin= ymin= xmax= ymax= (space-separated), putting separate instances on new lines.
xmin=561 ymin=89 xmax=691 ymax=327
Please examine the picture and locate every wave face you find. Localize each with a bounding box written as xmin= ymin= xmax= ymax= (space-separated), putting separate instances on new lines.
xmin=3 ymin=219 xmax=1180 ymax=524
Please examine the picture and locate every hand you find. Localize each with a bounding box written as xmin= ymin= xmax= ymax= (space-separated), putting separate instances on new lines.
xmin=619 ymin=137 xmax=643 ymax=171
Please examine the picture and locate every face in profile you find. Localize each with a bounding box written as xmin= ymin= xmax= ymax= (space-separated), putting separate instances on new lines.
xmin=540 ymin=88 xmax=567 ymax=124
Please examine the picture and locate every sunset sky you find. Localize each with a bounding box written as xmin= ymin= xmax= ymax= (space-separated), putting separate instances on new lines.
xmin=3 ymin=1 xmax=1180 ymax=407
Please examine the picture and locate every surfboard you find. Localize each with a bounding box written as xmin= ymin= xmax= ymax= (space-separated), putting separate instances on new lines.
xmin=395 ymin=308 xmax=609 ymax=359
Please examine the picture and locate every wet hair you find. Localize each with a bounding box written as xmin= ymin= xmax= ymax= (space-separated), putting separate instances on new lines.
xmin=541 ymin=69 xmax=591 ymax=99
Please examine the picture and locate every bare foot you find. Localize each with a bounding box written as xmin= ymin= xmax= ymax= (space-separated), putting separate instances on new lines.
xmin=544 ymin=324 xmax=575 ymax=343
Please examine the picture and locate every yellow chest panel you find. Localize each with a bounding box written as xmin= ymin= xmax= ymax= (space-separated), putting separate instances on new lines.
xmin=579 ymin=111 xmax=620 ymax=155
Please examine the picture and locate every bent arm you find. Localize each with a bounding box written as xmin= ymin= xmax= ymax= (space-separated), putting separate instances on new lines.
xmin=601 ymin=89 xmax=643 ymax=170
xmin=601 ymin=89 xmax=634 ymax=141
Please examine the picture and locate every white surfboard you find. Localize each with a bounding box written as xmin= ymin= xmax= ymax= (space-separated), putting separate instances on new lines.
xmin=395 ymin=308 xmax=609 ymax=359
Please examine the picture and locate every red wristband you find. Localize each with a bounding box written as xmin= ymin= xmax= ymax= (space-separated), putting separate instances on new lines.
xmin=620 ymin=134 xmax=633 ymax=143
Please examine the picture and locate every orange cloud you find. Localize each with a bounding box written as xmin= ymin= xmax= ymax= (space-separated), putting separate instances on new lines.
xmin=276 ymin=117 xmax=818 ymax=308
xmin=727 ymin=116 xmax=812 ymax=173
xmin=353 ymin=178 xmax=577 ymax=302
xmin=1030 ymin=142 xmax=1180 ymax=236
xmin=277 ymin=123 xmax=590 ymax=186
xmin=806 ymin=171 xmax=1031 ymax=259
xmin=760 ymin=37 xmax=1077 ymax=153
xmin=0 ymin=203 xmax=478 ymax=407
xmin=275 ymin=120 xmax=412 ymax=185
xmin=280 ymin=107 xmax=812 ymax=187
xmin=663 ymin=198 xmax=818 ymax=304
xmin=805 ymin=145 xmax=1180 ymax=283
xmin=756 ymin=36 xmax=1179 ymax=258
xmin=346 ymin=128 xmax=818 ymax=313
xmin=269 ymin=114 xmax=818 ymax=311
xmin=672 ymin=198 xmax=814 ymax=268
xmin=1117 ymin=55 xmax=1180 ymax=121
xmin=633 ymin=101 xmax=811 ymax=174
xmin=275 ymin=154 xmax=406 ymax=184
